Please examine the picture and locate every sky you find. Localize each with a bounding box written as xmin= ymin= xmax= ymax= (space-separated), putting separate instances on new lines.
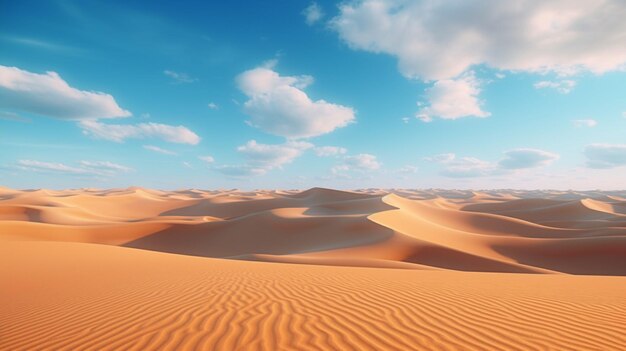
xmin=1 ymin=0 xmax=625 ymax=190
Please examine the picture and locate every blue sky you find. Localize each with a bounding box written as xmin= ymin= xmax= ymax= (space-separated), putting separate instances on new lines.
xmin=1 ymin=0 xmax=625 ymax=190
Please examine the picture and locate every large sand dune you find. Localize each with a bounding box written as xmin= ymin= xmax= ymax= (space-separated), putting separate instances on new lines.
xmin=1 ymin=187 xmax=625 ymax=350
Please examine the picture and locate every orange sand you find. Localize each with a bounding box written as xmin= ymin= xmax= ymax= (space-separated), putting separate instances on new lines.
xmin=1 ymin=187 xmax=625 ymax=350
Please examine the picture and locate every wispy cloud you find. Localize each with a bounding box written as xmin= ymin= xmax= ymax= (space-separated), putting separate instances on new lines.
xmin=572 ymin=119 xmax=597 ymax=128
xmin=143 ymin=145 xmax=177 ymax=155
xmin=534 ymin=80 xmax=577 ymax=94
xmin=79 ymin=120 xmax=200 ymax=145
xmin=427 ymin=148 xmax=559 ymax=177
xmin=15 ymin=159 xmax=131 ymax=177
xmin=164 ymin=70 xmax=197 ymax=84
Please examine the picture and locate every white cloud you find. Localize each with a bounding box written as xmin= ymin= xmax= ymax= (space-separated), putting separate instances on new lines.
xmin=214 ymin=165 xmax=268 ymax=177
xmin=16 ymin=159 xmax=130 ymax=177
xmin=143 ymin=145 xmax=177 ymax=155
xmin=334 ymin=153 xmax=381 ymax=173
xmin=572 ymin=119 xmax=598 ymax=128
xmin=428 ymin=148 xmax=558 ymax=177
xmin=236 ymin=66 xmax=355 ymax=138
xmin=79 ymin=120 xmax=200 ymax=145
xmin=396 ymin=165 xmax=418 ymax=174
xmin=182 ymin=161 xmax=193 ymax=169
xmin=237 ymin=140 xmax=313 ymax=170
xmin=163 ymin=70 xmax=196 ymax=84
xmin=534 ymin=80 xmax=576 ymax=94
xmin=584 ymin=144 xmax=626 ymax=169
xmin=207 ymin=102 xmax=218 ymax=110
xmin=303 ymin=2 xmax=324 ymax=25
xmin=417 ymin=72 xmax=489 ymax=121
xmin=215 ymin=140 xmax=313 ymax=177
xmin=314 ymin=146 xmax=347 ymax=157
xmin=332 ymin=1 xmax=626 ymax=81
xmin=78 ymin=160 xmax=132 ymax=173
xmin=497 ymin=148 xmax=559 ymax=169
xmin=198 ymin=155 xmax=215 ymax=163
xmin=0 ymin=65 xmax=130 ymax=120
xmin=424 ymin=153 xmax=456 ymax=163
xmin=439 ymin=156 xmax=495 ymax=178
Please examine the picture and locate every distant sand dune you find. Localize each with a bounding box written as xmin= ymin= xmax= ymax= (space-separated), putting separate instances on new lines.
xmin=1 ymin=187 xmax=625 ymax=350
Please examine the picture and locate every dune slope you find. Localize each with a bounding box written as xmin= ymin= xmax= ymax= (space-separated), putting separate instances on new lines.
xmin=1 ymin=241 xmax=625 ymax=351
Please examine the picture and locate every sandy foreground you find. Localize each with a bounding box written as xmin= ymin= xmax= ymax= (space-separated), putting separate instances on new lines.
xmin=1 ymin=187 xmax=625 ymax=350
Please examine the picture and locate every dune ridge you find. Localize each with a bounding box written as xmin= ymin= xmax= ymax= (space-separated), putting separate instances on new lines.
xmin=1 ymin=187 xmax=625 ymax=274
xmin=1 ymin=187 xmax=625 ymax=350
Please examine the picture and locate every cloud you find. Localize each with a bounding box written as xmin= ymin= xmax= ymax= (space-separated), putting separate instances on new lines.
xmin=334 ymin=153 xmax=381 ymax=173
xmin=438 ymin=156 xmax=495 ymax=178
xmin=78 ymin=160 xmax=132 ymax=173
xmin=303 ymin=2 xmax=324 ymax=25
xmin=207 ymin=102 xmax=218 ymax=110
xmin=215 ymin=140 xmax=313 ymax=177
xmin=534 ymin=80 xmax=576 ymax=94
xmin=16 ymin=159 xmax=131 ymax=177
xmin=584 ymin=144 xmax=626 ymax=168
xmin=198 ymin=155 xmax=215 ymax=163
xmin=236 ymin=66 xmax=355 ymax=138
xmin=237 ymin=140 xmax=313 ymax=169
xmin=78 ymin=120 xmax=200 ymax=145
xmin=143 ymin=145 xmax=177 ymax=155
xmin=214 ymin=165 xmax=268 ymax=177
xmin=163 ymin=70 xmax=196 ymax=84
xmin=497 ymin=148 xmax=559 ymax=169
xmin=314 ymin=146 xmax=347 ymax=157
xmin=417 ymin=72 xmax=489 ymax=121
xmin=0 ymin=65 xmax=130 ymax=120
xmin=396 ymin=165 xmax=418 ymax=174
xmin=332 ymin=1 xmax=626 ymax=81
xmin=0 ymin=111 xmax=30 ymax=122
xmin=573 ymin=119 xmax=598 ymax=128
xmin=428 ymin=148 xmax=558 ymax=177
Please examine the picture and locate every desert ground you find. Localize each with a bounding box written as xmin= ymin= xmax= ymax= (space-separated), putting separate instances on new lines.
xmin=1 ymin=187 xmax=625 ymax=350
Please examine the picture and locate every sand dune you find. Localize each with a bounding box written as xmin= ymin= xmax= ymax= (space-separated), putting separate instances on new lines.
xmin=1 ymin=187 xmax=625 ymax=350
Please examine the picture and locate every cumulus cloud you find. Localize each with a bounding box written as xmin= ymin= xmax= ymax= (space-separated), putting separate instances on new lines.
xmin=79 ymin=120 xmax=200 ymax=145
xmin=236 ymin=66 xmax=355 ymax=138
xmin=207 ymin=102 xmax=218 ymax=110
xmin=332 ymin=0 xmax=626 ymax=81
xmin=163 ymin=70 xmax=196 ymax=84
xmin=534 ymin=80 xmax=576 ymax=94
xmin=0 ymin=65 xmax=130 ymax=120
xmin=314 ymin=146 xmax=347 ymax=157
xmin=143 ymin=145 xmax=177 ymax=155
xmin=584 ymin=144 xmax=626 ymax=168
xmin=303 ymin=2 xmax=324 ymax=25
xmin=417 ymin=72 xmax=489 ymax=121
xmin=498 ymin=148 xmax=559 ymax=170
xmin=573 ymin=119 xmax=598 ymax=128
xmin=428 ymin=148 xmax=558 ymax=177
xmin=16 ymin=159 xmax=131 ymax=177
